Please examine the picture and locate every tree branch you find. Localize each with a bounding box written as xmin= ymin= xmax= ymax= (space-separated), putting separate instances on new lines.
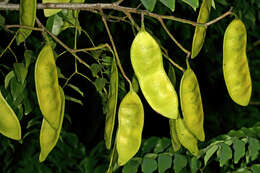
xmin=100 ymin=9 xmax=131 ymax=86
xmin=0 ymin=3 xmax=197 ymax=26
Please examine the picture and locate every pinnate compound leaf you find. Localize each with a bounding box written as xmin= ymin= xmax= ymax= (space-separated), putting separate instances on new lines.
xmin=217 ymin=143 xmax=232 ymax=167
xmin=173 ymin=153 xmax=187 ymax=173
xmin=232 ymin=137 xmax=246 ymax=164
xmin=158 ymin=153 xmax=172 ymax=173
xmin=140 ymin=0 xmax=157 ymax=12
xmin=159 ymin=0 xmax=175 ymax=11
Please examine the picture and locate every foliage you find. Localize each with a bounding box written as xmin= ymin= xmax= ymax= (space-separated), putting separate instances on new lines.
xmin=0 ymin=0 xmax=259 ymax=172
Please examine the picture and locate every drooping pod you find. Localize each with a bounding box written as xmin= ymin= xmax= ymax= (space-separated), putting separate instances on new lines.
xmin=16 ymin=0 xmax=37 ymax=45
xmin=42 ymin=0 xmax=70 ymax=17
xmin=130 ymin=24 xmax=179 ymax=119
xmin=104 ymin=57 xmax=118 ymax=150
xmin=116 ymin=88 xmax=144 ymax=166
xmin=176 ymin=118 xmax=199 ymax=156
xmin=106 ymin=143 xmax=118 ymax=173
xmin=0 ymin=90 xmax=21 ymax=140
xmin=39 ymin=86 xmax=65 ymax=162
xmin=35 ymin=44 xmax=61 ymax=129
xmin=180 ymin=62 xmax=205 ymax=141
xmin=169 ymin=119 xmax=181 ymax=152
xmin=223 ymin=19 xmax=252 ymax=106
xmin=191 ymin=0 xmax=212 ymax=59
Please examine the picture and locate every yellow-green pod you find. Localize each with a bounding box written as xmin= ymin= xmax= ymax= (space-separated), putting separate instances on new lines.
xmin=0 ymin=91 xmax=21 ymax=140
xmin=191 ymin=0 xmax=212 ymax=59
xmin=16 ymin=0 xmax=37 ymax=45
xmin=42 ymin=0 xmax=70 ymax=17
xmin=35 ymin=44 xmax=61 ymax=129
xmin=116 ymin=88 xmax=144 ymax=166
xmin=180 ymin=64 xmax=205 ymax=141
xmin=169 ymin=119 xmax=181 ymax=152
xmin=176 ymin=118 xmax=199 ymax=156
xmin=223 ymin=19 xmax=252 ymax=106
xmin=130 ymin=24 xmax=178 ymax=119
xmin=106 ymin=143 xmax=118 ymax=173
xmin=104 ymin=58 xmax=118 ymax=150
xmin=39 ymin=86 xmax=65 ymax=162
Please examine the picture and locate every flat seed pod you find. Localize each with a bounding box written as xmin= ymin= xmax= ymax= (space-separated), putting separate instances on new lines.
xmin=176 ymin=118 xmax=199 ymax=156
xmin=223 ymin=19 xmax=252 ymax=106
xmin=35 ymin=44 xmax=61 ymax=129
xmin=130 ymin=25 xmax=178 ymax=119
xmin=169 ymin=119 xmax=181 ymax=152
xmin=0 ymin=91 xmax=21 ymax=140
xmin=116 ymin=89 xmax=144 ymax=166
xmin=39 ymin=86 xmax=65 ymax=162
xmin=191 ymin=0 xmax=212 ymax=59
xmin=42 ymin=0 xmax=70 ymax=17
xmin=104 ymin=58 xmax=118 ymax=150
xmin=16 ymin=0 xmax=37 ymax=45
xmin=180 ymin=66 xmax=205 ymax=141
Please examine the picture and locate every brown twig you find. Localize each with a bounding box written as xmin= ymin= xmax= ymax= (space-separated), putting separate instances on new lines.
xmin=0 ymin=3 xmax=197 ymax=26
xmin=205 ymin=7 xmax=233 ymax=27
xmin=248 ymin=40 xmax=260 ymax=52
xmin=157 ymin=17 xmax=190 ymax=56
xmin=100 ymin=9 xmax=131 ymax=85
xmin=0 ymin=3 xmax=234 ymax=27
xmin=5 ymin=24 xmax=44 ymax=31
xmin=125 ymin=12 xmax=140 ymax=30
xmin=163 ymin=53 xmax=185 ymax=72
xmin=249 ymin=101 xmax=260 ymax=106
xmin=35 ymin=17 xmax=91 ymax=69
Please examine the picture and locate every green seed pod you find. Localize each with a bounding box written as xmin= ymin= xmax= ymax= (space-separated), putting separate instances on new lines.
xmin=116 ymin=89 xmax=144 ymax=166
xmin=104 ymin=58 xmax=118 ymax=150
xmin=180 ymin=64 xmax=205 ymax=141
xmin=16 ymin=0 xmax=37 ymax=45
xmin=42 ymin=0 xmax=70 ymax=17
xmin=35 ymin=44 xmax=61 ymax=129
xmin=169 ymin=119 xmax=181 ymax=152
xmin=223 ymin=19 xmax=252 ymax=106
xmin=191 ymin=0 xmax=212 ymax=59
xmin=130 ymin=25 xmax=178 ymax=119
xmin=0 ymin=90 xmax=21 ymax=140
xmin=39 ymin=86 xmax=65 ymax=162
xmin=176 ymin=118 xmax=199 ymax=156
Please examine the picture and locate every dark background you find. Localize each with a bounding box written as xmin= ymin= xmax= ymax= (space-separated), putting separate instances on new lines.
xmin=0 ymin=0 xmax=259 ymax=172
